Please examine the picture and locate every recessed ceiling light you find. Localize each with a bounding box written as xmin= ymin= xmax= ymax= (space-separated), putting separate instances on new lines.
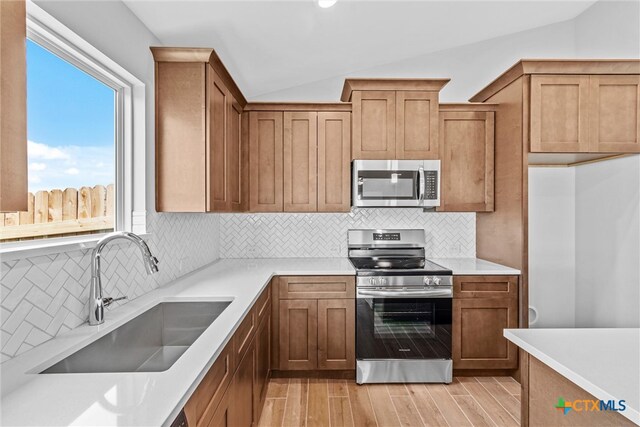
xmin=317 ymin=0 xmax=337 ymax=9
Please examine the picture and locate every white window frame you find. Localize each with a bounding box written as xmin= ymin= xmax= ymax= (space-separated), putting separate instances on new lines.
xmin=0 ymin=2 xmax=147 ymax=261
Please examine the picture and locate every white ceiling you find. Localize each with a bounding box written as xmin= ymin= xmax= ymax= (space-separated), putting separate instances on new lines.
xmin=123 ymin=0 xmax=597 ymax=99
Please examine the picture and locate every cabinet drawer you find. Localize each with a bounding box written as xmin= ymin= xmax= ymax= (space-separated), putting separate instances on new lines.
xmin=453 ymin=275 xmax=518 ymax=299
xmin=233 ymin=308 xmax=256 ymax=362
xmin=255 ymin=286 xmax=271 ymax=325
xmin=184 ymin=341 xmax=234 ymax=427
xmin=278 ymin=276 xmax=355 ymax=299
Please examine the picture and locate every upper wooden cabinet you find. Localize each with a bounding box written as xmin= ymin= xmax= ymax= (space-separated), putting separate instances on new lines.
xmin=152 ymin=47 xmax=247 ymax=212
xmin=438 ymin=104 xmax=495 ymax=212
xmin=342 ymin=79 xmax=449 ymax=160
xmin=589 ymin=75 xmax=640 ymax=152
xmin=531 ymin=74 xmax=640 ymax=153
xmin=396 ymin=91 xmax=439 ymax=159
xmin=0 ymin=0 xmax=27 ymax=212
xmin=530 ymin=75 xmax=591 ymax=153
xmin=318 ymin=112 xmax=351 ymax=212
xmin=249 ymin=111 xmax=284 ymax=212
xmin=247 ymin=104 xmax=351 ymax=213
xmin=284 ymin=112 xmax=317 ymax=212
xmin=351 ymin=91 xmax=395 ymax=159
xmin=470 ymin=60 xmax=640 ymax=155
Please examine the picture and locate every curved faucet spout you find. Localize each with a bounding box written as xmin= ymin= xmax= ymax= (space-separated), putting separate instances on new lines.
xmin=89 ymin=232 xmax=159 ymax=325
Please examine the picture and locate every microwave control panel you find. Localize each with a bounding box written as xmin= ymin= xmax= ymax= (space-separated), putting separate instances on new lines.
xmin=424 ymin=171 xmax=438 ymax=199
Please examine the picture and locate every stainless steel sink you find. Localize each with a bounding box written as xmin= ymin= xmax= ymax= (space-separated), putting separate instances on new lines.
xmin=40 ymin=301 xmax=231 ymax=374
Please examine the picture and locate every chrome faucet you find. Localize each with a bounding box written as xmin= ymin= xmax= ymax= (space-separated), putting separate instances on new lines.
xmin=89 ymin=231 xmax=159 ymax=325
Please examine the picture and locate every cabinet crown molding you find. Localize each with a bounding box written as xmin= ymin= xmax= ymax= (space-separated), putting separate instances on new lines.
xmin=150 ymin=46 xmax=247 ymax=106
xmin=439 ymin=103 xmax=498 ymax=112
xmin=341 ymin=78 xmax=450 ymax=102
xmin=469 ymin=58 xmax=640 ymax=103
xmin=244 ymin=102 xmax=352 ymax=112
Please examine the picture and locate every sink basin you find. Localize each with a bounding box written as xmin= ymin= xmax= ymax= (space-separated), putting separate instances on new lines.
xmin=41 ymin=301 xmax=231 ymax=374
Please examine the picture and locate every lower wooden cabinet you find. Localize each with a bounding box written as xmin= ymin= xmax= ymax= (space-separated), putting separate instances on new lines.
xmin=183 ymin=341 xmax=234 ymax=427
xmin=318 ymin=299 xmax=355 ymax=370
xmin=279 ymin=299 xmax=318 ymax=370
xmin=452 ymin=275 xmax=519 ymax=370
xmin=253 ymin=313 xmax=271 ymax=422
xmin=183 ymin=285 xmax=271 ymax=427
xmin=230 ymin=338 xmax=255 ymax=427
xmin=205 ymin=383 xmax=233 ymax=427
xmin=275 ymin=276 xmax=356 ymax=372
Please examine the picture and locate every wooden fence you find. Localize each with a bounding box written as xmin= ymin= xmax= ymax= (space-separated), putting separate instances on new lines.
xmin=0 ymin=184 xmax=115 ymax=241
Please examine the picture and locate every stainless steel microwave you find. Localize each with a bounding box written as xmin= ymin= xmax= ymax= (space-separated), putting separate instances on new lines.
xmin=352 ymin=160 xmax=440 ymax=208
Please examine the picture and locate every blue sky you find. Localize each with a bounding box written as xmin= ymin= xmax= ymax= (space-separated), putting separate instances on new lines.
xmin=27 ymin=39 xmax=115 ymax=192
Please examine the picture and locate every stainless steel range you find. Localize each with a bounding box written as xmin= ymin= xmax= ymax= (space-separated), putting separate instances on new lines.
xmin=348 ymin=229 xmax=453 ymax=384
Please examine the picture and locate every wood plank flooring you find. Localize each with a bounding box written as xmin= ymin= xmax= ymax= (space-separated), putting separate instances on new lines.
xmin=258 ymin=377 xmax=521 ymax=427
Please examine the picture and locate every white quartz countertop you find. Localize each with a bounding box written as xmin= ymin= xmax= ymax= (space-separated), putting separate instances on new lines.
xmin=505 ymin=328 xmax=640 ymax=425
xmin=0 ymin=258 xmax=354 ymax=427
xmin=0 ymin=256 xmax=517 ymax=427
xmin=431 ymin=258 xmax=521 ymax=275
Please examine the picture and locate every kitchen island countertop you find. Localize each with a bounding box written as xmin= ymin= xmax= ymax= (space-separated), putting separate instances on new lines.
xmin=505 ymin=328 xmax=640 ymax=425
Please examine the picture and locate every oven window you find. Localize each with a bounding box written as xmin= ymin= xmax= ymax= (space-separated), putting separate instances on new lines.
xmin=374 ymin=300 xmax=435 ymax=339
xmin=358 ymin=171 xmax=417 ymax=200
xmin=357 ymin=297 xmax=451 ymax=360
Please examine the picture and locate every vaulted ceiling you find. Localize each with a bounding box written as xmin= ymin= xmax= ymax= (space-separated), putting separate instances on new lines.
xmin=123 ymin=0 xmax=597 ymax=98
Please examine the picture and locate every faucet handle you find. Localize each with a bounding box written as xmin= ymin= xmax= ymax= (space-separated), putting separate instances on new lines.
xmin=103 ymin=296 xmax=127 ymax=307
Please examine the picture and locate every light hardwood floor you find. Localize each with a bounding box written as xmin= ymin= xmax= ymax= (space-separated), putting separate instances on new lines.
xmin=258 ymin=377 xmax=521 ymax=427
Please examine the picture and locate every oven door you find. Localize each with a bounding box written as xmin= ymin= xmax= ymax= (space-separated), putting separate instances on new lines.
xmin=356 ymin=289 xmax=452 ymax=360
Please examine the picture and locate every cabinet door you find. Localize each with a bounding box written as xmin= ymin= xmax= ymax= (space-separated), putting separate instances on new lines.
xmin=0 ymin=0 xmax=27 ymax=212
xmin=230 ymin=339 xmax=255 ymax=427
xmin=184 ymin=341 xmax=234 ymax=427
xmin=279 ymin=299 xmax=317 ymax=370
xmin=530 ymin=75 xmax=590 ymax=153
xmin=396 ymin=91 xmax=439 ymax=159
xmin=206 ymin=383 xmax=233 ymax=427
xmin=207 ymin=67 xmax=229 ymax=212
xmin=452 ymin=297 xmax=518 ymax=369
xmin=318 ymin=112 xmax=351 ymax=212
xmin=283 ymin=112 xmax=317 ymax=212
xmin=249 ymin=112 xmax=283 ymax=211
xmin=317 ymin=299 xmax=355 ymax=370
xmin=589 ymin=75 xmax=640 ymax=153
xmin=253 ymin=313 xmax=271 ymax=422
xmin=227 ymin=98 xmax=244 ymax=211
xmin=352 ymin=91 xmax=395 ymax=159
xmin=439 ymin=111 xmax=494 ymax=212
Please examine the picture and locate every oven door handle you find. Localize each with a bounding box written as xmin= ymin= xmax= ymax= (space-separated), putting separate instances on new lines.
xmin=357 ymin=288 xmax=452 ymax=298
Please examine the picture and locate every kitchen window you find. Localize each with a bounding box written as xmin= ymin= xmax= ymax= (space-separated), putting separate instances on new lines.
xmin=0 ymin=3 xmax=147 ymax=257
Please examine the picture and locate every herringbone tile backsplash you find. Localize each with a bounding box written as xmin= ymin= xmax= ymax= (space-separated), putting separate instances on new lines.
xmin=0 ymin=213 xmax=220 ymax=362
xmin=1 ymin=208 xmax=474 ymax=362
xmin=220 ymin=209 xmax=475 ymax=258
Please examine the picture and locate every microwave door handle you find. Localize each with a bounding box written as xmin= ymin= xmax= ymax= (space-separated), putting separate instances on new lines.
xmin=418 ymin=166 xmax=425 ymax=204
